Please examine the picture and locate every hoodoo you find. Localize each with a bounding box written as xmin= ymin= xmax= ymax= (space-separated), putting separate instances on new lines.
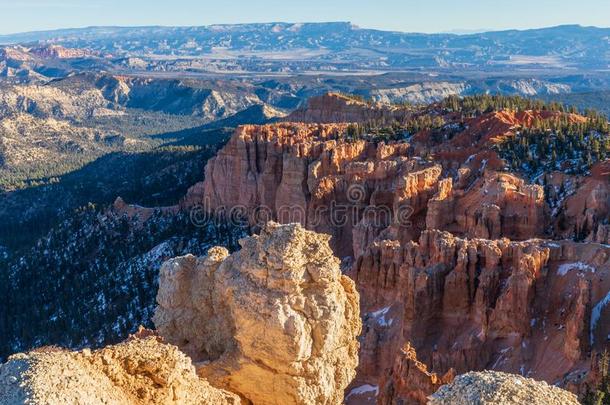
xmin=185 ymin=94 xmax=610 ymax=403
xmin=154 ymin=222 xmax=362 ymax=405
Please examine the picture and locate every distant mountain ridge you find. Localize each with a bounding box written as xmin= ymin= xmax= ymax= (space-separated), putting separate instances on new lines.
xmin=0 ymin=23 xmax=609 ymax=70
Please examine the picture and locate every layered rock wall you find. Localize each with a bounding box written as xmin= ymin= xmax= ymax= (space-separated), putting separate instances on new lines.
xmin=187 ymin=122 xmax=428 ymax=257
xmin=350 ymin=230 xmax=610 ymax=403
xmin=426 ymin=172 xmax=546 ymax=240
xmin=188 ymin=119 xmax=609 ymax=404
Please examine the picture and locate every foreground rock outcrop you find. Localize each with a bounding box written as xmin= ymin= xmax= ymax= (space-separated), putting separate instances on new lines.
xmin=0 ymin=334 xmax=240 ymax=405
xmin=0 ymin=222 xmax=361 ymax=405
xmin=429 ymin=371 xmax=580 ymax=405
xmin=154 ymin=222 xmax=362 ymax=405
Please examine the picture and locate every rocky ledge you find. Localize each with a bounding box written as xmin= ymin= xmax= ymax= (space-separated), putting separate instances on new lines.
xmin=0 ymin=333 xmax=240 ymax=405
xmin=429 ymin=371 xmax=580 ymax=405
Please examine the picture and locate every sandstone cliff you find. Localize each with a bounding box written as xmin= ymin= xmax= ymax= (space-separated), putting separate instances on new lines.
xmin=425 ymin=171 xmax=546 ymax=240
xmin=185 ymin=121 xmax=441 ymax=258
xmin=559 ymin=160 xmax=610 ymax=242
xmin=350 ymin=229 xmax=609 ymax=403
xmin=154 ymin=222 xmax=362 ymax=405
xmin=188 ymin=117 xmax=609 ymax=404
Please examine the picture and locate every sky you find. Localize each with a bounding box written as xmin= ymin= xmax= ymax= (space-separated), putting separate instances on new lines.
xmin=1 ymin=0 xmax=609 ymax=35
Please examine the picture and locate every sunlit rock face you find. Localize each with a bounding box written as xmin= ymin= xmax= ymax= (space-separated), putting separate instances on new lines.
xmin=154 ymin=222 xmax=362 ymax=405
xmin=182 ymin=101 xmax=610 ymax=403
xmin=0 ymin=334 xmax=241 ymax=405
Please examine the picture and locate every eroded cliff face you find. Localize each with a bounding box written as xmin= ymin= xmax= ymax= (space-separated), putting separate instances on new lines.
xmin=186 ymin=121 xmax=430 ymax=258
xmin=350 ymin=230 xmax=609 ymax=401
xmin=188 ymin=106 xmax=609 ymax=404
xmin=153 ymin=222 xmax=362 ymax=405
xmin=558 ymin=161 xmax=610 ymax=243
xmin=425 ymin=172 xmax=546 ymax=240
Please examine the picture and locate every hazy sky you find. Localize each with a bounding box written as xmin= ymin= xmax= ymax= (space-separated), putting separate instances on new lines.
xmin=1 ymin=0 xmax=609 ymax=35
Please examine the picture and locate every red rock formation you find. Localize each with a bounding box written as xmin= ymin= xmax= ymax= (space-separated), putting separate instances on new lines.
xmin=349 ymin=230 xmax=609 ymax=403
xmin=184 ymin=105 xmax=609 ymax=403
xmin=426 ymin=171 xmax=546 ymax=240
xmin=415 ymin=109 xmax=587 ymax=176
xmin=185 ymin=122 xmax=435 ymax=257
xmin=446 ymin=110 xmax=585 ymax=149
xmin=112 ymin=196 xmax=178 ymax=225
xmin=378 ymin=343 xmax=455 ymax=405
xmin=560 ymin=160 xmax=610 ymax=242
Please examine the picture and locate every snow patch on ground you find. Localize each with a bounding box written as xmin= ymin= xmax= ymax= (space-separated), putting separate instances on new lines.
xmin=491 ymin=347 xmax=512 ymax=369
xmin=144 ymin=241 xmax=172 ymax=263
xmin=557 ymin=262 xmax=595 ymax=276
xmin=370 ymin=306 xmax=393 ymax=327
xmin=345 ymin=384 xmax=379 ymax=400
xmin=591 ymin=289 xmax=610 ymax=345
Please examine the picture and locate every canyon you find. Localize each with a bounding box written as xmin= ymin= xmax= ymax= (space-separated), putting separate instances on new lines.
xmin=0 ymin=17 xmax=609 ymax=405
xmin=0 ymin=222 xmax=583 ymax=404
xmin=181 ymin=93 xmax=610 ymax=403
xmin=0 ymin=92 xmax=608 ymax=404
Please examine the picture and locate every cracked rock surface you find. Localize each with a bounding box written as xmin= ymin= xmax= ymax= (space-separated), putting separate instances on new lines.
xmin=429 ymin=371 xmax=580 ymax=405
xmin=154 ymin=221 xmax=362 ymax=405
xmin=0 ymin=335 xmax=240 ymax=405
